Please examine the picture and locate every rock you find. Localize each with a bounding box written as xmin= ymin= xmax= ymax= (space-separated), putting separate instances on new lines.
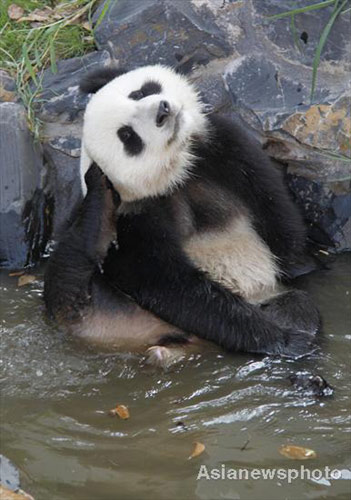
xmin=0 ymin=103 xmax=51 ymax=269
xmin=289 ymin=372 xmax=334 ymax=397
xmin=43 ymin=145 xmax=82 ymax=238
xmin=93 ymin=0 xmax=233 ymax=73
xmin=0 ymin=455 xmax=35 ymax=499
xmin=287 ymin=165 xmax=351 ymax=251
xmin=36 ymin=49 xmax=112 ymax=123
xmin=252 ymin=0 xmax=350 ymax=69
xmin=195 ymin=71 xmax=232 ymax=114
xmin=281 ymin=95 xmax=350 ymax=155
xmin=0 ymin=455 xmax=19 ymax=491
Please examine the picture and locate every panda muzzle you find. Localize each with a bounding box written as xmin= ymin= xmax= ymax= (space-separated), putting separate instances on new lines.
xmin=156 ymin=100 xmax=171 ymax=127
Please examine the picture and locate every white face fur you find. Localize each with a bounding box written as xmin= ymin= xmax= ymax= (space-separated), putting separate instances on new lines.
xmin=80 ymin=65 xmax=208 ymax=201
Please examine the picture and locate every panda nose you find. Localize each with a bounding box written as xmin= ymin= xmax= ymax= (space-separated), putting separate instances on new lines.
xmin=156 ymin=100 xmax=171 ymax=127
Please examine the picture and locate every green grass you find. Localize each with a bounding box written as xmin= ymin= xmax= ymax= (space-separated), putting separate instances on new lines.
xmin=0 ymin=1 xmax=98 ymax=71
xmin=0 ymin=0 xmax=106 ymax=137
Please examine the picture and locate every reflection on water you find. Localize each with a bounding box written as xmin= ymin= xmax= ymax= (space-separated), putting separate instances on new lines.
xmin=0 ymin=255 xmax=350 ymax=500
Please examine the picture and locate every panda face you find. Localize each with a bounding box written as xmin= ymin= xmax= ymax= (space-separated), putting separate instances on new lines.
xmin=80 ymin=65 xmax=208 ymax=201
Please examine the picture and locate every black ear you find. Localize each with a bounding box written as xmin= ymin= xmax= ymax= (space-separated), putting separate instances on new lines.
xmin=80 ymin=66 xmax=128 ymax=94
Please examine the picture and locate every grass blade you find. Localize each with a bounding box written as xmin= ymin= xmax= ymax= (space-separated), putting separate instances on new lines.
xmin=310 ymin=0 xmax=348 ymax=101
xmin=266 ymin=0 xmax=336 ymax=20
xmin=22 ymin=44 xmax=37 ymax=83
xmin=49 ymin=37 xmax=57 ymax=74
xmin=94 ymin=0 xmax=112 ymax=30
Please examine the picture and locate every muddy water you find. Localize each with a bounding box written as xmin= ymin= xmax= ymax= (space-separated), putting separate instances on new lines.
xmin=0 ymin=255 xmax=350 ymax=500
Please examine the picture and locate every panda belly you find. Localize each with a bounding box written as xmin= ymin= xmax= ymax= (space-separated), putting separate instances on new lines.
xmin=66 ymin=278 xmax=202 ymax=367
xmin=69 ymin=278 xmax=182 ymax=350
xmin=73 ymin=305 xmax=178 ymax=350
xmin=184 ymin=215 xmax=280 ymax=304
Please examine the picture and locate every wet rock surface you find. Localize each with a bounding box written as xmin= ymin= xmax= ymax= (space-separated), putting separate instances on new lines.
xmin=0 ymin=0 xmax=350 ymax=267
xmin=251 ymin=0 xmax=350 ymax=68
xmin=0 ymin=103 xmax=50 ymax=268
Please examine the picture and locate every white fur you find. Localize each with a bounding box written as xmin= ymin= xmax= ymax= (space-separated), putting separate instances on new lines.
xmin=184 ymin=215 xmax=280 ymax=303
xmin=80 ymin=65 xmax=208 ymax=201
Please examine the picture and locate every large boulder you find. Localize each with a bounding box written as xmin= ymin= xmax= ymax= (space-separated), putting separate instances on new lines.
xmin=93 ymin=0 xmax=233 ymax=72
xmin=0 ymin=103 xmax=50 ymax=268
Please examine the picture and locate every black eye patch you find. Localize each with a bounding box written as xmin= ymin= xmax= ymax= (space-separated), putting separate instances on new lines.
xmin=128 ymin=80 xmax=162 ymax=101
xmin=141 ymin=81 xmax=162 ymax=96
xmin=117 ymin=126 xmax=144 ymax=156
xmin=128 ymin=89 xmax=144 ymax=101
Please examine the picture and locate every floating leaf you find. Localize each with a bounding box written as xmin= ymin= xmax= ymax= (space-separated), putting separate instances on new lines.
xmin=189 ymin=441 xmax=205 ymax=459
xmin=18 ymin=274 xmax=36 ymax=287
xmin=279 ymin=445 xmax=317 ymax=460
xmin=7 ymin=4 xmax=24 ymax=20
xmin=109 ymin=404 xmax=130 ymax=419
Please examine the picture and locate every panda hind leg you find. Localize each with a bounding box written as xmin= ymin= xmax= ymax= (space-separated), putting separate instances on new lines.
xmin=259 ymin=289 xmax=321 ymax=335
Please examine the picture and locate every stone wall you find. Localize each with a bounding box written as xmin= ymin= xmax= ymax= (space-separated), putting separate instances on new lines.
xmin=1 ymin=0 xmax=350 ymax=268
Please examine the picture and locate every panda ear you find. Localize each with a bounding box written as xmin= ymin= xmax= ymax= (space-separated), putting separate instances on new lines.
xmin=80 ymin=66 xmax=128 ymax=94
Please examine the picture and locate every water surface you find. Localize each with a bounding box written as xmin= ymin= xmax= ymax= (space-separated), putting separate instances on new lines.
xmin=1 ymin=255 xmax=350 ymax=500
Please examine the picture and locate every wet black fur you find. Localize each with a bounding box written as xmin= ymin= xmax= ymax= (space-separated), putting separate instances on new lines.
xmin=44 ymin=69 xmax=320 ymax=357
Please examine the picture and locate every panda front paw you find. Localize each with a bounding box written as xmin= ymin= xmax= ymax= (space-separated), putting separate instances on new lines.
xmin=269 ymin=328 xmax=318 ymax=359
xmin=84 ymin=163 xmax=105 ymax=192
xmin=85 ymin=164 xmax=121 ymax=208
xmin=105 ymin=177 xmax=121 ymax=208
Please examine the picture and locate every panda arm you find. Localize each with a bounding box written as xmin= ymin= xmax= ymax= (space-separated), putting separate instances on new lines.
xmin=103 ymin=206 xmax=314 ymax=357
xmin=44 ymin=164 xmax=118 ymax=319
xmin=204 ymin=115 xmax=307 ymax=269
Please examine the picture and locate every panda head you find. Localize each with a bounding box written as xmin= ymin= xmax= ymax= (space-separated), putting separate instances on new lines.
xmin=80 ymin=65 xmax=209 ymax=201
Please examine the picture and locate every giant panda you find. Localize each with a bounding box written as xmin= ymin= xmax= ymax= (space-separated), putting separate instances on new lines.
xmin=44 ymin=64 xmax=320 ymax=366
